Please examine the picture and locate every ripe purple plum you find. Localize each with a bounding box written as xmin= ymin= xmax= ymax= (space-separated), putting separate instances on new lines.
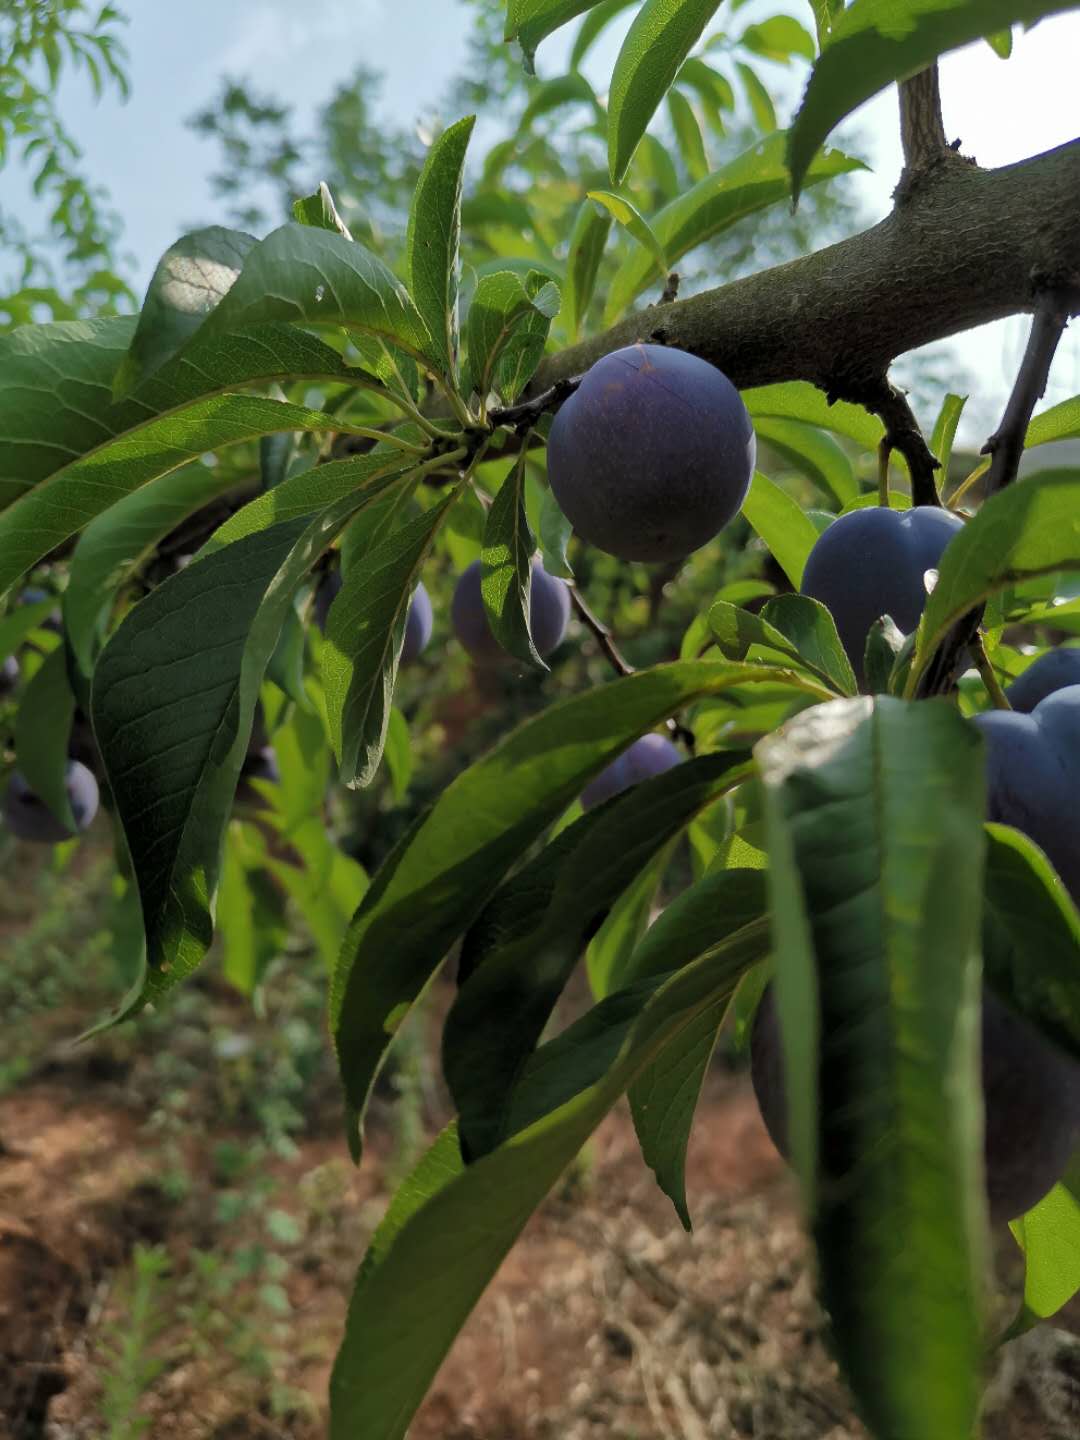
xmin=1005 ymin=648 xmax=1080 ymax=713
xmin=451 ymin=559 xmax=570 ymax=664
xmin=545 ymin=344 xmax=756 ymax=563
xmin=401 ymin=582 xmax=433 ymax=664
xmin=0 ymin=654 xmax=17 ymax=698
xmin=801 ymin=506 xmax=964 ymax=688
xmin=581 ymin=733 xmax=682 ymax=810
xmin=750 ymin=985 xmax=1080 ymax=1223
xmin=3 ymin=761 xmax=99 ymax=843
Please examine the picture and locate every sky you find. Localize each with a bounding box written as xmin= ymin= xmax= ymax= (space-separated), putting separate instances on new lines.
xmin=25 ymin=1 xmax=1080 ymax=443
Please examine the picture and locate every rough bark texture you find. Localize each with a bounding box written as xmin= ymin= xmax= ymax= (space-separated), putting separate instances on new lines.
xmin=524 ymin=140 xmax=1080 ymax=406
xmin=898 ymin=67 xmax=949 ymax=175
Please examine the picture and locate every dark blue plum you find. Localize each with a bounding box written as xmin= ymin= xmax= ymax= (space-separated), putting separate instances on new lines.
xmin=973 ymin=684 xmax=1080 ymax=902
xmin=750 ymin=984 xmax=1080 ymax=1222
xmin=581 ymin=733 xmax=682 ymax=810
xmin=400 ymin=582 xmax=433 ymax=665
xmin=0 ymin=654 xmax=17 ymax=697
xmin=451 ymin=559 xmax=570 ymax=665
xmin=545 ymin=344 xmax=756 ymax=563
xmin=801 ymin=505 xmax=964 ymax=688
xmin=1005 ymin=648 xmax=1080 ymax=713
xmin=3 ymin=761 xmax=99 ymax=844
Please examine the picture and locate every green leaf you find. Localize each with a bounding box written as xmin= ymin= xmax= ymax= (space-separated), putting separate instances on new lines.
xmin=675 ymin=56 xmax=736 ymax=118
xmin=604 ymin=134 xmax=864 ymax=320
xmin=62 ymin=462 xmax=234 ymax=675
xmin=741 ymin=471 xmax=822 ymax=587
xmin=931 ymin=392 xmax=966 ymax=480
xmin=787 ymin=0 xmax=1078 ymax=200
xmin=506 ymin=0 xmax=611 ymax=68
xmin=628 ymin=868 xmax=769 ymax=1227
xmin=986 ymin=26 xmax=1014 ymax=55
xmin=463 ymin=270 xmax=560 ymax=401
xmin=90 ymin=471 xmax=407 ymax=1018
xmin=322 ymin=490 xmax=456 ymax=788
xmin=266 ymin=604 xmax=310 ymax=707
xmin=667 ymin=89 xmax=709 ymax=180
xmin=607 ymin=0 xmax=725 ymax=184
xmin=406 ymin=115 xmax=476 ymax=377
xmin=1009 ymin=1160 xmax=1080 ymax=1334
xmin=521 ymin=73 xmax=599 ymax=128
xmin=329 ymin=936 xmax=758 ymax=1440
xmin=383 ymin=707 xmax=413 ymax=803
xmin=495 ymin=272 xmax=561 ymax=403
xmin=586 ymin=840 xmax=675 ymax=998
xmin=564 ymin=200 xmax=613 ymax=337
xmin=0 ymin=395 xmax=347 ymax=602
xmin=735 ymin=60 xmax=777 ymax=131
xmin=538 ymin=485 xmax=574 ymax=579
xmin=331 ymin=659 xmax=830 ymax=1157
xmin=481 ymin=456 xmax=544 ymax=669
xmin=739 ymin=15 xmax=816 ymax=61
xmin=570 ymin=0 xmax=638 ymax=68
xmin=709 ymin=598 xmax=851 ymax=693
xmin=0 ymin=599 xmax=59 ymax=663
xmin=753 ymin=415 xmax=858 ymax=507
xmin=1027 ymin=393 xmax=1080 ymax=447
xmin=760 ymin=594 xmax=858 ymax=696
xmin=217 ymin=822 xmax=288 ymax=996
xmin=587 ymin=190 xmax=668 ymax=283
xmin=745 ymin=380 xmax=883 ymax=450
xmin=112 ymin=228 xmax=257 ymax=396
xmin=445 ymin=752 xmax=749 ymax=1159
xmin=14 ymin=645 xmax=78 ymax=832
xmin=758 ymin=696 xmax=987 ymax=1440
xmin=906 ymin=472 xmax=1080 ymax=693
xmin=982 ymin=823 xmax=1080 ymax=1062
xmin=292 ymin=181 xmax=353 ymax=239
xmin=808 ymin=0 xmax=845 ymax=46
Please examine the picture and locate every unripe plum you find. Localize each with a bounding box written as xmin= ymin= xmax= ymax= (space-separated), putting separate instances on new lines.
xmin=401 ymin=581 xmax=433 ymax=664
xmin=3 ymin=761 xmax=99 ymax=843
xmin=0 ymin=654 xmax=17 ymax=697
xmin=973 ymin=684 xmax=1080 ymax=902
xmin=750 ymin=985 xmax=1080 ymax=1223
xmin=1005 ymin=648 xmax=1080 ymax=713
xmin=545 ymin=344 xmax=756 ymax=563
xmin=451 ymin=559 xmax=570 ymax=664
xmin=581 ymin=733 xmax=682 ymax=810
xmin=800 ymin=506 xmax=964 ymax=688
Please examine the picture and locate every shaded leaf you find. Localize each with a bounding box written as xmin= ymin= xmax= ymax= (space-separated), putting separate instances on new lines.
xmin=564 ymin=199 xmax=613 ymax=337
xmin=14 ymin=645 xmax=78 ymax=831
xmin=406 ymin=115 xmax=476 ymax=376
xmin=741 ymin=471 xmax=822 ymax=587
xmin=753 ymin=415 xmax=858 ymax=507
xmin=481 ymin=456 xmax=544 ymax=669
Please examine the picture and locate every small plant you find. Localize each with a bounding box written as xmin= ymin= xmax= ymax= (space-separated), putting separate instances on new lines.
xmin=97 ymin=1245 xmax=171 ymax=1440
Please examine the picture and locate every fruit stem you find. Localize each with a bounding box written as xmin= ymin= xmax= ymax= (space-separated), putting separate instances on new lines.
xmin=972 ymin=635 xmax=1012 ymax=711
xmin=877 ymin=440 xmax=891 ymax=506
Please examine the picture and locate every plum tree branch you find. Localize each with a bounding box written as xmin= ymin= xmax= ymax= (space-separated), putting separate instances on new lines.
xmin=861 ymin=380 xmax=941 ymax=507
xmin=897 ymin=66 xmax=949 ymax=178
xmin=569 ymin=585 xmax=633 ymax=677
xmin=523 ymin=140 xmax=1080 ymax=413
xmin=983 ymin=289 xmax=1072 ymax=492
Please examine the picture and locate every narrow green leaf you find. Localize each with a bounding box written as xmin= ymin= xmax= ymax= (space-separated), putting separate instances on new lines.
xmin=570 ymin=0 xmax=638 ymax=68
xmin=506 ymin=0 xmax=610 ymax=68
xmin=266 ymin=604 xmax=310 ymax=707
xmin=481 ymin=456 xmax=544 ymax=669
xmin=607 ymin=0 xmax=725 ymax=184
xmin=406 ymin=115 xmax=476 ymax=377
xmin=787 ymin=0 xmax=1078 ymax=200
xmin=14 ymin=645 xmax=78 ymax=831
xmin=496 ymin=272 xmax=561 ymax=403
xmin=383 ymin=707 xmax=413 ymax=803
xmin=322 ymin=490 xmax=456 ymax=788
xmin=63 ymin=462 xmax=233 ymax=675
xmin=667 ymin=89 xmax=709 ymax=180
xmin=758 ymin=696 xmax=987 ymax=1440
xmin=588 ymin=190 xmax=668 ymax=282
xmin=217 ymin=822 xmax=288 ymax=996
xmin=1009 ymin=1160 xmax=1080 ymax=1333
xmin=753 ymin=415 xmax=858 ymax=507
xmin=330 ymin=659 xmax=831 ymax=1157
xmin=735 ymin=60 xmax=777 ymax=130
xmin=745 ymin=380 xmax=883 ymax=450
xmin=538 ymin=486 xmax=574 ymax=579
xmin=604 ymin=135 xmax=864 ymax=320
xmin=808 ymin=0 xmax=845 ymax=46
xmin=463 ymin=270 xmax=560 ymax=401
xmin=710 ymin=598 xmax=841 ymax=691
xmin=930 ymin=392 xmax=967 ymax=480
xmin=292 ymin=181 xmax=353 ymax=239
xmin=1027 ymin=393 xmax=1080 ymax=447
xmin=907 ymin=472 xmax=1080 ymax=693
xmin=760 ymin=594 xmax=858 ymax=696
xmin=741 ymin=471 xmax=822 ymax=587
xmin=330 ymin=938 xmax=756 ymax=1440
xmin=586 ymin=840 xmax=674 ymax=998
xmin=739 ymin=15 xmax=816 ymax=61
xmin=521 ymin=73 xmax=599 ymax=128
xmin=112 ymin=227 xmax=257 ymax=396
xmin=564 ymin=199 xmax=613 ymax=338
xmin=676 ymin=56 xmax=736 ymax=117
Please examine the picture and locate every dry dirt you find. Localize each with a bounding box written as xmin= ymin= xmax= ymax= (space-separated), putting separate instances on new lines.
xmin=2 ymin=1058 xmax=1080 ymax=1440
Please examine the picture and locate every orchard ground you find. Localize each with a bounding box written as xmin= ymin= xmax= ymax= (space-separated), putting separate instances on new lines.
xmin=0 ymin=837 xmax=1075 ymax=1440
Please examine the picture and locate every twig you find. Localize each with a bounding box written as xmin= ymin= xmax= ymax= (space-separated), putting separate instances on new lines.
xmin=658 ymin=272 xmax=681 ymax=306
xmin=489 ymin=374 xmax=584 ymax=433
xmin=858 ymin=378 xmax=941 ymax=507
xmin=898 ymin=66 xmax=949 ymax=176
xmin=570 ymin=585 xmax=634 ymax=677
xmin=982 ymin=290 xmax=1071 ymax=492
xmin=972 ymin=634 xmax=1012 ymax=711
xmin=915 ymin=605 xmax=983 ymax=699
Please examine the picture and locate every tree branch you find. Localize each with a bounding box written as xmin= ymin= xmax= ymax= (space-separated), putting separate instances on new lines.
xmin=859 ymin=379 xmax=941 ymax=507
xmin=523 ymin=141 xmax=1080 ymax=410
xmin=569 ymin=585 xmax=633 ymax=677
xmin=898 ymin=66 xmax=949 ymax=178
xmin=983 ymin=289 xmax=1071 ymax=492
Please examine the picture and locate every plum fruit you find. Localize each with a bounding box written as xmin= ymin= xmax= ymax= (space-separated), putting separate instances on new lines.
xmin=750 ymin=984 xmax=1080 ymax=1223
xmin=3 ymin=761 xmax=99 ymax=843
xmin=545 ymin=344 xmax=756 ymax=563
xmin=401 ymin=581 xmax=433 ymax=664
xmin=451 ymin=558 xmax=570 ymax=664
xmin=800 ymin=506 xmax=964 ymax=687
xmin=1005 ymin=648 xmax=1080 ymax=713
xmin=235 ymin=746 xmax=280 ymax=808
xmin=0 ymin=654 xmax=17 ymax=697
xmin=581 ymin=733 xmax=682 ymax=810
xmin=973 ymin=683 xmax=1080 ymax=902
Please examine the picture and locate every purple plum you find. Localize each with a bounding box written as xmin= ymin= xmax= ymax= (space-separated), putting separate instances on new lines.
xmin=451 ymin=559 xmax=570 ymax=665
xmin=581 ymin=733 xmax=682 ymax=810
xmin=3 ymin=761 xmax=99 ymax=843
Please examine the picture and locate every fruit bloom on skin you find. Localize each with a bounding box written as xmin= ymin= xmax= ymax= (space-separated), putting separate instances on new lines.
xmin=545 ymin=344 xmax=756 ymax=564
xmin=750 ymin=984 xmax=1080 ymax=1223
xmin=451 ymin=559 xmax=570 ymax=664
xmin=1004 ymin=648 xmax=1080 ymax=713
xmin=581 ymin=733 xmax=682 ymax=810
xmin=800 ymin=506 xmax=964 ymax=688
xmin=2 ymin=761 xmax=99 ymax=843
xmin=973 ymin=683 xmax=1080 ymax=903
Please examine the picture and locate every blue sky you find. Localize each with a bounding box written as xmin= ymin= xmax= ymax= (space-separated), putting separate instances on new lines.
xmin=33 ymin=2 xmax=1080 ymax=437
